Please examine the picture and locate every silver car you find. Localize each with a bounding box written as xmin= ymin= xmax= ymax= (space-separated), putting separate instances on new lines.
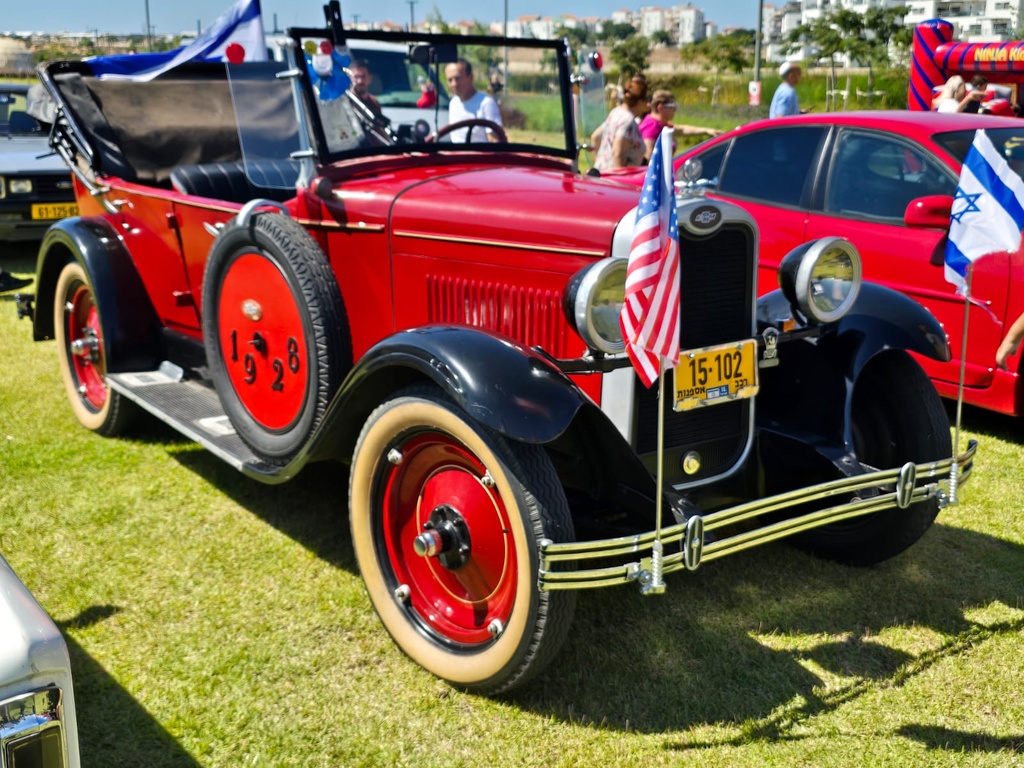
xmin=0 ymin=552 xmax=80 ymax=767
xmin=0 ymin=83 xmax=77 ymax=242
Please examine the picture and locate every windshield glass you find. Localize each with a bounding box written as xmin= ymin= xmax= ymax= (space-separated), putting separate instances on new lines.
xmin=285 ymin=28 xmax=576 ymax=164
xmin=934 ymin=128 xmax=1024 ymax=176
xmin=0 ymin=89 xmax=43 ymax=136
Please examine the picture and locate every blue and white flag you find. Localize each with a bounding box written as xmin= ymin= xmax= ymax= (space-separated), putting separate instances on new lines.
xmin=945 ymin=129 xmax=1024 ymax=294
xmin=87 ymin=0 xmax=266 ymax=81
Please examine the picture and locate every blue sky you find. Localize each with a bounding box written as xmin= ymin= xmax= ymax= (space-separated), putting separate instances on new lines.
xmin=3 ymin=0 xmax=757 ymax=36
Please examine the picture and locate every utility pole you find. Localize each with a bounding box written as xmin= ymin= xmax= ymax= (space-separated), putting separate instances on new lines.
xmin=754 ymin=0 xmax=764 ymax=84
xmin=407 ymin=0 xmax=417 ymax=30
xmin=144 ymin=0 xmax=153 ymax=52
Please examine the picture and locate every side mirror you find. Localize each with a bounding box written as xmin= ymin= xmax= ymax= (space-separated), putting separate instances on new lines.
xmin=905 ymin=195 xmax=953 ymax=229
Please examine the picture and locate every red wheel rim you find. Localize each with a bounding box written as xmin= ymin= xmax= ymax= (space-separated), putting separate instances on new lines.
xmin=66 ymin=283 xmax=107 ymax=411
xmin=217 ymin=252 xmax=309 ymax=430
xmin=380 ymin=432 xmax=517 ymax=646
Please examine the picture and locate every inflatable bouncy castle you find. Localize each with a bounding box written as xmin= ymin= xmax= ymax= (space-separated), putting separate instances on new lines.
xmin=908 ymin=18 xmax=1022 ymax=113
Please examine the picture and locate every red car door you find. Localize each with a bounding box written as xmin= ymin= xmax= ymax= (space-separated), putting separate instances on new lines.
xmin=805 ymin=127 xmax=1010 ymax=391
xmin=705 ymin=125 xmax=830 ymax=293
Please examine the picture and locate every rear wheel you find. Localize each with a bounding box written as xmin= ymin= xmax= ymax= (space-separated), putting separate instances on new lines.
xmin=793 ymin=351 xmax=951 ymax=566
xmin=53 ymin=261 xmax=136 ymax=436
xmin=349 ymin=386 xmax=576 ymax=694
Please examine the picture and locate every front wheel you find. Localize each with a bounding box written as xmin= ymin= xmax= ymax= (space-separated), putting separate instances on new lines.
xmin=793 ymin=351 xmax=951 ymax=566
xmin=53 ymin=261 xmax=137 ymax=436
xmin=349 ymin=386 xmax=576 ymax=695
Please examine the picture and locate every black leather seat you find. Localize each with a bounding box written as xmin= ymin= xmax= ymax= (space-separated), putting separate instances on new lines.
xmin=169 ymin=159 xmax=300 ymax=204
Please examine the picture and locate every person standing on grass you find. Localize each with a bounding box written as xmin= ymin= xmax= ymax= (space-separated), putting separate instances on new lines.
xmin=769 ymin=61 xmax=809 ymax=119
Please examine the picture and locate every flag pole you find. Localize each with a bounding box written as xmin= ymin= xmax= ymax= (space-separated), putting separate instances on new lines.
xmin=644 ymin=358 xmax=667 ymax=595
xmin=949 ymin=269 xmax=972 ymax=505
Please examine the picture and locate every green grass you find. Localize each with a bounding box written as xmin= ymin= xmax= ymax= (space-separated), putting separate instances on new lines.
xmin=1 ymin=243 xmax=1023 ymax=767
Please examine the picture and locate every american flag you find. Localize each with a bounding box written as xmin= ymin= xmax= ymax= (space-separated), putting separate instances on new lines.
xmin=619 ymin=126 xmax=680 ymax=388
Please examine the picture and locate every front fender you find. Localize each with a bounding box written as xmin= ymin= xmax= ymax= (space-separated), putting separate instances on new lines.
xmin=305 ymin=325 xmax=588 ymax=464
xmin=755 ymin=282 xmax=950 ymax=475
xmin=758 ymin=282 xmax=950 ymax=372
xmin=33 ymin=217 xmax=162 ymax=372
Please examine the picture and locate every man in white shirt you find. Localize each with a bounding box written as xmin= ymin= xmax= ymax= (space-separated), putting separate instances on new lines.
xmin=444 ymin=59 xmax=503 ymax=143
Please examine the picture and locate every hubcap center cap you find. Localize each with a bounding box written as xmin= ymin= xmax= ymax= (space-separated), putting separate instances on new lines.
xmin=412 ymin=504 xmax=471 ymax=570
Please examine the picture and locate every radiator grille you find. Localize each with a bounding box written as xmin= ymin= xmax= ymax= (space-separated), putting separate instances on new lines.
xmin=426 ymin=275 xmax=568 ymax=357
xmin=635 ymin=223 xmax=756 ymax=484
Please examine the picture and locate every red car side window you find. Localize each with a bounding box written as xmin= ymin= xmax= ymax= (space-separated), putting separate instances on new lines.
xmin=718 ymin=127 xmax=827 ymax=207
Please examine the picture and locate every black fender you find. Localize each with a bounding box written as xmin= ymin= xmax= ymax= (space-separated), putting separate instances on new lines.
xmin=292 ymin=325 xmax=665 ymax=529
xmin=305 ymin=325 xmax=589 ymax=464
xmin=32 ymin=217 xmax=162 ymax=372
xmin=755 ymin=282 xmax=950 ymax=481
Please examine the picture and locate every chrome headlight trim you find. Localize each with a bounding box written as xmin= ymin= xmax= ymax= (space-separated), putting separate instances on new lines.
xmin=0 ymin=686 xmax=67 ymax=768
xmin=779 ymin=236 xmax=862 ymax=324
xmin=8 ymin=178 xmax=32 ymax=195
xmin=565 ymin=257 xmax=627 ymax=354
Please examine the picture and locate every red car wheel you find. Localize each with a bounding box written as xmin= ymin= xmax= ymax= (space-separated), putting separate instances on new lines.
xmin=350 ymin=386 xmax=576 ymax=694
xmin=53 ymin=261 xmax=135 ymax=435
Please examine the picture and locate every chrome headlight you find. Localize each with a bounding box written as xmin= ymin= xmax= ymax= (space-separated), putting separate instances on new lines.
xmin=778 ymin=237 xmax=862 ymax=324
xmin=8 ymin=179 xmax=32 ymax=195
xmin=564 ymin=257 xmax=626 ymax=354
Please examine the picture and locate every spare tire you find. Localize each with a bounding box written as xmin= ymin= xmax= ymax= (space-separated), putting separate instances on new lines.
xmin=202 ymin=212 xmax=350 ymax=462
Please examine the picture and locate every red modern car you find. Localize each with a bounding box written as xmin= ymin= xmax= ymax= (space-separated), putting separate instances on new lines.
xmin=20 ymin=12 xmax=975 ymax=694
xmin=611 ymin=111 xmax=1024 ymax=417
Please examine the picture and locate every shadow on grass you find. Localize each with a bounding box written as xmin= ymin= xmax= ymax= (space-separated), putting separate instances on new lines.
xmin=508 ymin=524 xmax=1024 ymax=737
xmin=160 ymin=403 xmax=1023 ymax=740
xmin=170 ymin=450 xmax=355 ymax=572
xmin=896 ymin=724 xmax=1024 ymax=754
xmin=56 ymin=607 xmax=202 ymax=768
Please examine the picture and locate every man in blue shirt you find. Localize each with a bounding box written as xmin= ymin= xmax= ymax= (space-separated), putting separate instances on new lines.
xmin=769 ymin=61 xmax=805 ymax=118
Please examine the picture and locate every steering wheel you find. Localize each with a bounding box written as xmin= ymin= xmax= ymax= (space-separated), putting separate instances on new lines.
xmin=427 ymin=118 xmax=507 ymax=144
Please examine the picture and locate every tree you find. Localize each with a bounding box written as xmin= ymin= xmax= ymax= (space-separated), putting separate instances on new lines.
xmin=680 ymin=34 xmax=750 ymax=106
xmin=424 ymin=5 xmax=458 ymax=34
xmin=784 ymin=6 xmax=911 ymax=108
xmin=599 ymin=21 xmax=638 ymax=44
xmin=650 ymin=29 xmax=672 ymax=48
xmin=609 ymin=35 xmax=650 ymax=80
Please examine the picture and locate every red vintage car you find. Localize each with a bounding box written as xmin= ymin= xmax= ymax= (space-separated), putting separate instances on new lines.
xmin=608 ymin=111 xmax=1024 ymax=417
xmin=21 ymin=11 xmax=974 ymax=694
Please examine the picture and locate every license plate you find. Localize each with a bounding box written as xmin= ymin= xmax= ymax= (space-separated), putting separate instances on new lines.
xmin=31 ymin=203 xmax=78 ymax=220
xmin=674 ymin=339 xmax=759 ymax=412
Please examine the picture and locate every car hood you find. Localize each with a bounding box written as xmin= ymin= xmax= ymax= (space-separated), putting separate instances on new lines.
xmin=387 ymin=165 xmax=641 ymax=255
xmin=0 ymin=136 xmax=68 ymax=173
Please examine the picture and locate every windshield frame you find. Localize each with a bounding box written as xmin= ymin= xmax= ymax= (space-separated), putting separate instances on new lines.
xmin=282 ymin=26 xmax=577 ymax=166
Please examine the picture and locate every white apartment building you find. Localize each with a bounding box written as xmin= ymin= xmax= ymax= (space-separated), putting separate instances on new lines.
xmin=903 ymin=0 xmax=1018 ymax=40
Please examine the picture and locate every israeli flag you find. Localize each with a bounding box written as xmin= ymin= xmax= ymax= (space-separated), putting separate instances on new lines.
xmin=88 ymin=0 xmax=267 ymax=81
xmin=945 ymin=129 xmax=1024 ymax=293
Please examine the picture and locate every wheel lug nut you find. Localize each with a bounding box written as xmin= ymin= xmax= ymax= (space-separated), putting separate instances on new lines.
xmin=413 ymin=529 xmax=444 ymax=557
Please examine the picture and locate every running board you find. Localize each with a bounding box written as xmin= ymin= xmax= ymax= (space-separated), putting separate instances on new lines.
xmin=107 ymin=364 xmax=290 ymax=482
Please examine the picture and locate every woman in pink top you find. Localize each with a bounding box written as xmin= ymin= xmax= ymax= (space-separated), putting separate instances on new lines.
xmin=638 ymin=89 xmax=677 ymax=163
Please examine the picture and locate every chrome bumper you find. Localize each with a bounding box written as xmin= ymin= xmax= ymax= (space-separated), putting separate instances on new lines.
xmin=539 ymin=439 xmax=978 ymax=592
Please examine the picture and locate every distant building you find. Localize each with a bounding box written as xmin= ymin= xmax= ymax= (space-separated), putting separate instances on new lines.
xmin=0 ymin=37 xmax=32 ymax=74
